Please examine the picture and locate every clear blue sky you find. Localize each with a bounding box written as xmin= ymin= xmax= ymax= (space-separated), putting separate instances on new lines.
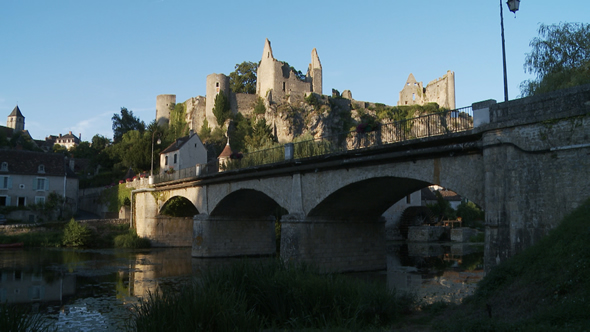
xmin=1 ymin=0 xmax=587 ymax=141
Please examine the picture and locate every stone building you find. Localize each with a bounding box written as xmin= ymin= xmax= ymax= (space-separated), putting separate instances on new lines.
xmin=159 ymin=131 xmax=207 ymax=174
xmin=0 ymin=150 xmax=78 ymax=222
xmin=398 ymin=71 xmax=456 ymax=109
xmin=53 ymin=131 xmax=81 ymax=150
xmin=7 ymin=105 xmax=25 ymax=132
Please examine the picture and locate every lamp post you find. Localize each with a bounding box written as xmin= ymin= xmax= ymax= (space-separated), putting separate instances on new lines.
xmin=150 ymin=131 xmax=161 ymax=178
xmin=501 ymin=0 xmax=520 ymax=102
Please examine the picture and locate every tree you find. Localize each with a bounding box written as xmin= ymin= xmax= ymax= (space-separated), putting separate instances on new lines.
xmin=168 ymin=102 xmax=188 ymax=140
xmin=112 ymin=107 xmax=146 ymax=143
xmin=521 ymin=22 xmax=590 ymax=96
xmin=229 ymin=61 xmax=258 ymax=94
xmin=212 ymin=92 xmax=232 ymax=126
xmin=245 ymin=118 xmax=274 ymax=150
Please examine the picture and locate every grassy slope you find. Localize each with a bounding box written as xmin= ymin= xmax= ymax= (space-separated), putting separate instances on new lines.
xmin=432 ymin=198 xmax=590 ymax=331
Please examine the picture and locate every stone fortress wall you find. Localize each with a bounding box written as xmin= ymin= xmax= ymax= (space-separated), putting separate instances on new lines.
xmin=157 ymin=38 xmax=454 ymax=135
xmin=398 ymin=71 xmax=455 ymax=110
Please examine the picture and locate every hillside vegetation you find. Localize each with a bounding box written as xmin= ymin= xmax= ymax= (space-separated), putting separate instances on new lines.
xmin=431 ymin=198 xmax=590 ymax=331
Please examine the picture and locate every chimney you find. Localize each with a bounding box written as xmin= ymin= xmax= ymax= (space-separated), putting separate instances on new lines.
xmin=68 ymin=131 xmax=72 ymax=135
xmin=79 ymin=133 xmax=81 ymax=140
xmin=189 ymin=129 xmax=194 ymax=136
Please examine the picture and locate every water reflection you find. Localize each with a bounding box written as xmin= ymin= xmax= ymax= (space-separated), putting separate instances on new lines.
xmin=0 ymin=244 xmax=483 ymax=331
xmin=387 ymin=243 xmax=484 ymax=304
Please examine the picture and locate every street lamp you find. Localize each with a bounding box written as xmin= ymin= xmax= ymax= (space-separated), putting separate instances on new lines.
xmin=150 ymin=131 xmax=161 ymax=178
xmin=500 ymin=0 xmax=520 ymax=102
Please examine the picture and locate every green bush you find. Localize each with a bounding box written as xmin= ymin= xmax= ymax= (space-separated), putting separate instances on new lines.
xmin=114 ymin=229 xmax=151 ymax=249
xmin=62 ymin=218 xmax=90 ymax=247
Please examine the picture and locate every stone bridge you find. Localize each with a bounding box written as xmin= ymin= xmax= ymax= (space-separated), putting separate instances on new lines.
xmin=131 ymin=84 xmax=590 ymax=272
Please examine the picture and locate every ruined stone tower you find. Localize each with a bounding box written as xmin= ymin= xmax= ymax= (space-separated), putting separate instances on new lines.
xmin=398 ymin=70 xmax=456 ymax=109
xmin=256 ymin=38 xmax=322 ymax=103
xmin=7 ymin=105 xmax=25 ymax=132
xmin=205 ymin=73 xmax=231 ymax=127
xmin=156 ymin=94 xmax=176 ymax=126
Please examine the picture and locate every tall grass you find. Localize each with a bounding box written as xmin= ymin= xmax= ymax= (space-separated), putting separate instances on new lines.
xmin=0 ymin=303 xmax=56 ymax=332
xmin=131 ymin=259 xmax=413 ymax=331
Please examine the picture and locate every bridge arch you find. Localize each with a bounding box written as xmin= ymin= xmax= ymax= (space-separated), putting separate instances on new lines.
xmin=210 ymin=188 xmax=288 ymax=218
xmin=307 ymin=176 xmax=431 ymax=220
xmin=159 ymin=196 xmax=199 ymax=217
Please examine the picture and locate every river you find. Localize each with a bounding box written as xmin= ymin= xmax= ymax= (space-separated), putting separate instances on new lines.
xmin=0 ymin=243 xmax=483 ymax=331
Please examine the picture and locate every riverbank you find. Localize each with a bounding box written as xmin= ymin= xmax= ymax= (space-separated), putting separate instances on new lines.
xmin=400 ymin=197 xmax=590 ymax=331
xmin=0 ymin=219 xmax=137 ymax=248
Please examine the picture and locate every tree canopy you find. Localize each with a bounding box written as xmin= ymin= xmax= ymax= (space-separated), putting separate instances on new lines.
xmin=212 ymin=92 xmax=232 ymax=126
xmin=520 ymin=22 xmax=590 ymax=96
xmin=112 ymin=107 xmax=146 ymax=143
xmin=229 ymin=61 xmax=258 ymax=94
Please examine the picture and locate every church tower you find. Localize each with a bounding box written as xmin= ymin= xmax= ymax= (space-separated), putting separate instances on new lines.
xmin=7 ymin=105 xmax=25 ymax=132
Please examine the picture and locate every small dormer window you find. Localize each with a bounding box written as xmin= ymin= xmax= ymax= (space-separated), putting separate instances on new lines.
xmin=38 ymin=165 xmax=45 ymax=173
xmin=1 ymin=162 xmax=7 ymax=172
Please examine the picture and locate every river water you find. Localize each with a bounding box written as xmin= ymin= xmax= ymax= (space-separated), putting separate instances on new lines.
xmin=0 ymin=243 xmax=483 ymax=331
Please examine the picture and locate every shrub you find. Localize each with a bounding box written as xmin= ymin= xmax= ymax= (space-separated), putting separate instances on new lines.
xmin=62 ymin=218 xmax=90 ymax=247
xmin=114 ymin=229 xmax=151 ymax=249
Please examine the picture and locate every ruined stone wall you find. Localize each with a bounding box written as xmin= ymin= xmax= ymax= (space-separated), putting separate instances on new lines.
xmin=231 ymin=93 xmax=257 ymax=118
xmin=184 ymin=96 xmax=206 ymax=134
xmin=398 ymin=71 xmax=455 ymax=109
xmin=424 ymin=70 xmax=455 ymax=109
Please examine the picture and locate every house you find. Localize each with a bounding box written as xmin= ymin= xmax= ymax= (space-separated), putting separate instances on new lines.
xmin=159 ymin=131 xmax=207 ymax=174
xmin=0 ymin=150 xmax=78 ymax=222
xmin=421 ymin=186 xmax=462 ymax=209
xmin=53 ymin=131 xmax=81 ymax=150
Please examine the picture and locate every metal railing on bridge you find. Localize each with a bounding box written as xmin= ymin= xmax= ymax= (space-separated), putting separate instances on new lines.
xmin=152 ymin=107 xmax=473 ymax=184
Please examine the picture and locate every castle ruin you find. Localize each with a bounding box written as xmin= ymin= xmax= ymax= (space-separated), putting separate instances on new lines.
xmin=398 ymin=71 xmax=456 ymax=109
xmin=156 ymin=38 xmax=455 ymax=139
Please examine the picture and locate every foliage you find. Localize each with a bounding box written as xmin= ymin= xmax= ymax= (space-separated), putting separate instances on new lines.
xmin=109 ymin=129 xmax=152 ymax=172
xmin=27 ymin=192 xmax=73 ymax=222
xmin=112 ymin=107 xmax=146 ymax=143
xmin=114 ymin=229 xmax=151 ymax=248
xmin=229 ymin=61 xmax=258 ymax=94
xmin=197 ymin=118 xmax=211 ymax=142
xmin=253 ymin=96 xmax=266 ymax=115
xmin=293 ymin=133 xmax=333 ymax=159
xmin=245 ymin=118 xmax=274 ymax=150
xmin=0 ymin=229 xmax=63 ymax=247
xmin=62 ymin=218 xmax=91 ymax=247
xmin=101 ymin=183 xmax=132 ymax=213
xmin=426 ymin=191 xmax=456 ymax=221
xmin=212 ymin=92 xmax=232 ymax=126
xmin=52 ymin=143 xmax=70 ymax=156
xmin=434 ymin=198 xmax=590 ymax=331
xmin=131 ymin=259 xmax=414 ymax=331
xmin=167 ymin=102 xmax=188 ymax=140
xmin=304 ymin=93 xmax=321 ymax=110
xmin=3 ymin=131 xmax=43 ymax=151
xmin=456 ymin=201 xmax=485 ymax=229
xmin=0 ymin=303 xmax=56 ymax=332
xmin=159 ymin=197 xmax=198 ymax=217
xmin=521 ymin=22 xmax=590 ymax=96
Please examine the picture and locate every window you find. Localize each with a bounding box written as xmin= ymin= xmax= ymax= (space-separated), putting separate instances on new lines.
xmin=0 ymin=176 xmax=11 ymax=189
xmin=35 ymin=196 xmax=45 ymax=204
xmin=35 ymin=178 xmax=47 ymax=191
xmin=0 ymin=196 xmax=9 ymax=206
xmin=406 ymin=195 xmax=411 ymax=204
xmin=0 ymin=162 xmax=7 ymax=171
xmin=174 ymin=154 xmax=177 ymax=164
xmin=282 ymin=82 xmax=286 ymax=92
xmin=17 ymin=197 xmax=25 ymax=207
xmin=38 ymin=165 xmax=45 ymax=173
xmin=165 ymin=156 xmax=168 ymax=166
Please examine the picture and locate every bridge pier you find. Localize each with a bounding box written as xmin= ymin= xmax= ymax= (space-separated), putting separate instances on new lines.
xmin=279 ymin=214 xmax=386 ymax=272
xmin=192 ymin=214 xmax=276 ymax=257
